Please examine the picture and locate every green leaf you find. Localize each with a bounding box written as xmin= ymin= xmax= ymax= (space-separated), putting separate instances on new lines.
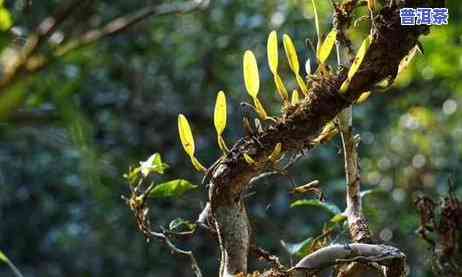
xmin=149 ymin=179 xmax=197 ymax=198
xmin=0 ymin=250 xmax=8 ymax=263
xmin=169 ymin=218 xmax=196 ymax=232
xmin=291 ymin=199 xmax=341 ymax=215
xmin=0 ymin=8 xmax=12 ymax=31
xmin=330 ymin=213 xmax=347 ymax=224
xmin=281 ymin=237 xmax=313 ymax=257
xmin=318 ymin=29 xmax=337 ymax=64
xmin=151 ymin=153 xmax=168 ymax=174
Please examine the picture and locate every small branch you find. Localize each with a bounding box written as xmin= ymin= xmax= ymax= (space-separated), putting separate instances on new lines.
xmin=149 ymin=230 xmax=203 ymax=277
xmin=124 ymin=180 xmax=205 ymax=277
xmin=252 ymin=246 xmax=285 ymax=271
xmin=336 ymin=27 xmax=371 ymax=243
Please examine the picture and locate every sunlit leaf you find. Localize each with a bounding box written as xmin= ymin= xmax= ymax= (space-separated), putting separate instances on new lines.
xmin=398 ymin=44 xmax=420 ymax=75
xmin=267 ymin=30 xmax=278 ymax=74
xmin=311 ymin=0 xmax=321 ymax=53
xmin=214 ymin=90 xmax=227 ymax=135
xmin=376 ymin=78 xmax=391 ymax=89
xmin=178 ymin=114 xmax=195 ymax=157
xmin=149 ymin=179 xmax=197 ymax=198
xmin=0 ymin=250 xmax=8 ymax=263
xmin=356 ymin=91 xmax=372 ymax=104
xmin=268 ymin=142 xmax=283 ymax=162
xmin=347 ymin=34 xmax=373 ymax=80
xmin=0 ymin=8 xmax=12 ymax=31
xmin=139 ymin=153 xmax=168 ymax=177
xmin=169 ymin=218 xmax=196 ymax=232
xmin=318 ymin=29 xmax=337 ymax=64
xmin=217 ymin=135 xmax=229 ymax=153
xmin=243 ymin=50 xmax=260 ymax=98
xmin=283 ymin=34 xmax=300 ymax=74
xmin=274 ymin=74 xmax=289 ymax=101
xmin=291 ymin=199 xmax=341 ymax=215
xmin=253 ymin=97 xmax=268 ymax=120
xmin=291 ymin=89 xmax=300 ymax=105
xmin=330 ymin=214 xmax=347 ymax=224
xmin=339 ymin=34 xmax=374 ymax=94
xmin=243 ymin=153 xmax=256 ymax=165
xmin=296 ymin=74 xmax=308 ymax=95
xmin=339 ymin=79 xmax=350 ymax=94
xmin=190 ymin=156 xmax=206 ymax=172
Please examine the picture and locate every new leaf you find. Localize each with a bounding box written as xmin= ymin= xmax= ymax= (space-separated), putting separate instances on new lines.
xmin=243 ymin=50 xmax=260 ymax=98
xmin=267 ymin=30 xmax=279 ymax=74
xmin=318 ymin=29 xmax=337 ymax=64
xmin=283 ymin=34 xmax=300 ymax=74
xmin=214 ymin=90 xmax=227 ymax=135
xmin=178 ymin=114 xmax=195 ymax=157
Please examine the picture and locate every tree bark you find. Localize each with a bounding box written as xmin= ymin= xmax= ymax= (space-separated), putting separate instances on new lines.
xmin=207 ymin=1 xmax=439 ymax=275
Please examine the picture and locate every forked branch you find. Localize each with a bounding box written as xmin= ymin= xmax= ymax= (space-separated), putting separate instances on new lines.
xmin=207 ymin=0 xmax=439 ymax=275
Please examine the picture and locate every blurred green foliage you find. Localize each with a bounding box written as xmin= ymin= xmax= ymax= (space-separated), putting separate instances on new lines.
xmin=0 ymin=0 xmax=460 ymax=276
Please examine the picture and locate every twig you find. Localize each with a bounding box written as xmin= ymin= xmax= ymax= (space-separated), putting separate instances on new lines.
xmin=148 ymin=230 xmax=203 ymax=277
xmin=124 ymin=176 xmax=205 ymax=277
xmin=3 ymin=258 xmax=24 ymax=277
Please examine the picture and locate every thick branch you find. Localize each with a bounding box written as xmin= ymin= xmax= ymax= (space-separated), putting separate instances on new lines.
xmin=208 ymin=1 xmax=434 ymax=275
